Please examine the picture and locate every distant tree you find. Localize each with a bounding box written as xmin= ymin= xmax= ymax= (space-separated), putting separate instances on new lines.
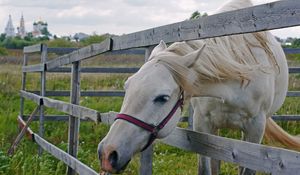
xmin=1 ymin=37 xmax=14 ymax=48
xmin=189 ymin=11 xmax=208 ymax=20
xmin=0 ymin=37 xmax=35 ymax=49
xmin=46 ymin=38 xmax=77 ymax=48
xmin=24 ymin=33 xmax=34 ymax=41
xmin=80 ymin=34 xmax=107 ymax=46
xmin=292 ymin=38 xmax=300 ymax=48
xmin=41 ymin=28 xmax=51 ymax=37
xmin=275 ymin=36 xmax=283 ymax=43
xmin=74 ymin=35 xmax=79 ymax=42
xmin=202 ymin=13 xmax=208 ymax=17
xmin=190 ymin=11 xmax=200 ymax=20
xmin=15 ymin=36 xmax=22 ymax=40
xmin=0 ymin=34 xmax=6 ymax=42
xmin=60 ymin=36 xmax=71 ymax=41
xmin=286 ymin=37 xmax=295 ymax=43
xmin=38 ymin=35 xmax=50 ymax=41
xmin=24 ymin=35 xmax=32 ymax=41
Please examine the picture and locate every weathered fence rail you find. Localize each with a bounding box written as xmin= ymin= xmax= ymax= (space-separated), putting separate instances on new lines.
xmin=162 ymin=128 xmax=300 ymax=174
xmin=46 ymin=40 xmax=112 ymax=70
xmin=20 ymin=90 xmax=100 ymax=122
xmin=111 ymin=0 xmax=300 ymax=50
xmin=47 ymin=67 xmax=140 ymax=73
xmin=16 ymin=1 xmax=300 ymax=175
xmin=29 ymin=90 xmax=126 ymax=97
xmin=23 ymin=44 xmax=43 ymax=54
xmin=27 ymin=89 xmax=300 ymax=98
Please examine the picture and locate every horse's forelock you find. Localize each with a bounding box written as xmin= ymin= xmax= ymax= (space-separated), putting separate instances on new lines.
xmin=157 ymin=57 xmax=201 ymax=96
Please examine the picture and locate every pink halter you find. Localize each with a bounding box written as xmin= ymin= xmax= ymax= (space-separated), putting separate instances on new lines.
xmin=115 ymin=92 xmax=184 ymax=151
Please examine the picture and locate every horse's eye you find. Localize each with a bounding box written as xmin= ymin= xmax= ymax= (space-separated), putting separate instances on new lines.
xmin=154 ymin=95 xmax=170 ymax=103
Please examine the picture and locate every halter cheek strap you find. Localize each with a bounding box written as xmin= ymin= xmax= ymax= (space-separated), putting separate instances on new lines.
xmin=115 ymin=92 xmax=184 ymax=151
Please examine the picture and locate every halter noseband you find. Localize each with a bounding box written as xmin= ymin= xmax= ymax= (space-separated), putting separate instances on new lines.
xmin=115 ymin=92 xmax=184 ymax=151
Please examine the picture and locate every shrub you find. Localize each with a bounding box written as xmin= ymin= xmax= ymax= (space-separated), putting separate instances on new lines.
xmin=0 ymin=37 xmax=35 ymax=49
xmin=0 ymin=47 xmax=8 ymax=56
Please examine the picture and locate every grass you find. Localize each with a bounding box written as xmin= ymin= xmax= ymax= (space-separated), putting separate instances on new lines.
xmin=0 ymin=53 xmax=299 ymax=175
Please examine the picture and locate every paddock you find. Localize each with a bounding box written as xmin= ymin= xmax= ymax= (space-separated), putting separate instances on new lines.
xmin=14 ymin=1 xmax=300 ymax=174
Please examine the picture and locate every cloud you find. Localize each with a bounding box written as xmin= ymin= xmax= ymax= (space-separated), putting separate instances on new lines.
xmin=0 ymin=0 xmax=298 ymax=38
xmin=122 ymin=0 xmax=169 ymax=7
xmin=57 ymin=6 xmax=112 ymax=18
xmin=0 ymin=0 xmax=80 ymax=9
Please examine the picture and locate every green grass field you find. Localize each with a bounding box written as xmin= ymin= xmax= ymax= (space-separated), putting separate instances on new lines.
xmin=0 ymin=53 xmax=299 ymax=175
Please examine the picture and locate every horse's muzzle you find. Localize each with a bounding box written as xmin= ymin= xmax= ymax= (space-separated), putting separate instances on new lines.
xmin=98 ymin=142 xmax=131 ymax=174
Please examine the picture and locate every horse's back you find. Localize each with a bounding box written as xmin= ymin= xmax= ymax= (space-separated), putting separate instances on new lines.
xmin=215 ymin=0 xmax=253 ymax=14
xmin=252 ymin=31 xmax=288 ymax=115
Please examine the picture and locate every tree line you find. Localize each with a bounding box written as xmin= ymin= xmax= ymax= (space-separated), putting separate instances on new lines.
xmin=0 ymin=33 xmax=108 ymax=56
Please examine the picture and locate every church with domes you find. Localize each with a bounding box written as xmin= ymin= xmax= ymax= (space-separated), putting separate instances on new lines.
xmin=4 ymin=15 xmax=16 ymax=37
xmin=4 ymin=15 xmax=49 ymax=38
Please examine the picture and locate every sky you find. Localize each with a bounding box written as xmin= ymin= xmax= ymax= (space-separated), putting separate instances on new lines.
xmin=0 ymin=0 xmax=299 ymax=39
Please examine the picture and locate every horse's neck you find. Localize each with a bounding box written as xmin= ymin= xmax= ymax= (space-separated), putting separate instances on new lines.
xmin=187 ymin=79 xmax=235 ymax=104
xmin=215 ymin=0 xmax=253 ymax=14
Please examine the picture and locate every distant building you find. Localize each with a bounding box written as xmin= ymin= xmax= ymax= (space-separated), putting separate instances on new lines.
xmin=4 ymin=15 xmax=15 ymax=37
xmin=283 ymin=42 xmax=292 ymax=46
xmin=281 ymin=37 xmax=295 ymax=46
xmin=32 ymin=20 xmax=48 ymax=37
xmin=3 ymin=15 xmax=51 ymax=38
xmin=73 ymin=32 xmax=89 ymax=42
xmin=17 ymin=14 xmax=26 ymax=38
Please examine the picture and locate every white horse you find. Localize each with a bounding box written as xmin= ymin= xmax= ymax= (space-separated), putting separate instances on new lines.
xmin=98 ymin=0 xmax=300 ymax=174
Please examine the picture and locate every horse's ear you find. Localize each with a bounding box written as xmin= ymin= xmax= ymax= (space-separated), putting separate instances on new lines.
xmin=183 ymin=44 xmax=206 ymax=68
xmin=148 ymin=40 xmax=167 ymax=61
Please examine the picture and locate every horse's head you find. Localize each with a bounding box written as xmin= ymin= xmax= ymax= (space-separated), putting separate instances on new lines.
xmin=98 ymin=41 xmax=205 ymax=173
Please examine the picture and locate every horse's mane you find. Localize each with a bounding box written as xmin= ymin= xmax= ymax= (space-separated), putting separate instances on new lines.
xmin=153 ymin=0 xmax=279 ymax=95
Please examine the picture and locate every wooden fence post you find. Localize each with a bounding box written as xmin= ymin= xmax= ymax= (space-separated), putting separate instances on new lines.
xmin=38 ymin=44 xmax=47 ymax=155
xmin=67 ymin=61 xmax=81 ymax=175
xmin=20 ymin=53 xmax=28 ymax=119
xmin=139 ymin=47 xmax=154 ymax=175
xmin=188 ymin=103 xmax=194 ymax=129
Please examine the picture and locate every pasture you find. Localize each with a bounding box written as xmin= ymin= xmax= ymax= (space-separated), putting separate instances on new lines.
xmin=1 ymin=1 xmax=300 ymax=174
xmin=0 ymin=51 xmax=299 ymax=175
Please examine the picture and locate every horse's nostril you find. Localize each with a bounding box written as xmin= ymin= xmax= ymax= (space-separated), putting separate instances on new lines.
xmin=108 ymin=151 xmax=118 ymax=169
xmin=98 ymin=151 xmax=102 ymax=161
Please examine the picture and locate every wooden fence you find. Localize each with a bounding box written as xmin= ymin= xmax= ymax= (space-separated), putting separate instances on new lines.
xmin=16 ymin=1 xmax=300 ymax=175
